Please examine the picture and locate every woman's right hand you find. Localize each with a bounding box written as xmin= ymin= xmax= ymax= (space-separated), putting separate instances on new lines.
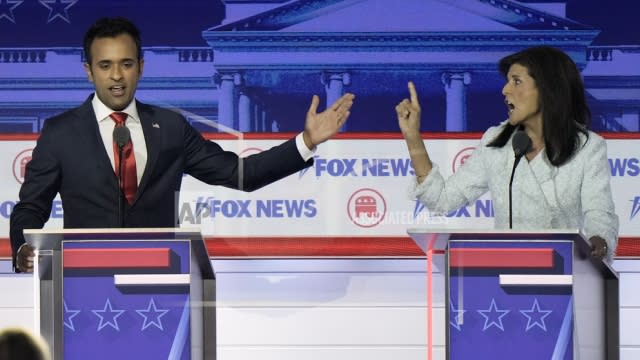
xmin=396 ymin=81 xmax=421 ymax=140
xmin=395 ymin=81 xmax=432 ymax=181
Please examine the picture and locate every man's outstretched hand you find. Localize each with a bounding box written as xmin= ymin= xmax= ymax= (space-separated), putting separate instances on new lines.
xmin=303 ymin=93 xmax=355 ymax=149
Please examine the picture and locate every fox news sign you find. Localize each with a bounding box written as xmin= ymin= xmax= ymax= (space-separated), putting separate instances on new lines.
xmin=0 ymin=136 xmax=637 ymax=237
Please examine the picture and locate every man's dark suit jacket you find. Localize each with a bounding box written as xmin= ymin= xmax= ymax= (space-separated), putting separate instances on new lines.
xmin=10 ymin=96 xmax=312 ymax=264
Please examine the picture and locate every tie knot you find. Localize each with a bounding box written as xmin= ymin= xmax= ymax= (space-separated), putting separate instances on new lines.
xmin=110 ymin=112 xmax=128 ymax=126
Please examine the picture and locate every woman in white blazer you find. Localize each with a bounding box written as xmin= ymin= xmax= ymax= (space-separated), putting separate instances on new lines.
xmin=396 ymin=46 xmax=618 ymax=260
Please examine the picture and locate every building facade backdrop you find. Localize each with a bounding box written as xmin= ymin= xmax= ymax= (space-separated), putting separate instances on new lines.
xmin=0 ymin=0 xmax=638 ymax=134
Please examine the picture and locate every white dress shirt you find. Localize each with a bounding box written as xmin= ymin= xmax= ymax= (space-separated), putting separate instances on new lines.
xmin=92 ymin=94 xmax=315 ymax=185
xmin=92 ymin=95 xmax=147 ymax=184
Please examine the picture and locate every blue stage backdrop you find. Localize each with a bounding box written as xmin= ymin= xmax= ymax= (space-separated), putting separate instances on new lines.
xmin=0 ymin=0 xmax=225 ymax=46
xmin=0 ymin=0 xmax=638 ymax=133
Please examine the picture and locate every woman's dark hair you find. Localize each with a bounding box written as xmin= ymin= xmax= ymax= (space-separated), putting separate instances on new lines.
xmin=83 ymin=17 xmax=142 ymax=65
xmin=487 ymin=46 xmax=590 ymax=166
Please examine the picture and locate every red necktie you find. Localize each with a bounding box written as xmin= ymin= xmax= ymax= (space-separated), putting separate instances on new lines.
xmin=110 ymin=112 xmax=137 ymax=205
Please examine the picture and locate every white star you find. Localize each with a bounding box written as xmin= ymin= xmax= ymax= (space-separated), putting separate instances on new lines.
xmin=63 ymin=301 xmax=81 ymax=331
xmin=520 ymin=298 xmax=552 ymax=331
xmin=449 ymin=300 xmax=466 ymax=331
xmin=38 ymin=0 xmax=78 ymax=24
xmin=92 ymin=298 xmax=126 ymax=331
xmin=0 ymin=0 xmax=23 ymax=23
xmin=136 ymin=298 xmax=170 ymax=331
xmin=477 ymin=298 xmax=510 ymax=331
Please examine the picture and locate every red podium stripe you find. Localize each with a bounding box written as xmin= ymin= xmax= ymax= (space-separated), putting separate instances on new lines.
xmin=449 ymin=248 xmax=554 ymax=268
xmin=0 ymin=240 xmax=10 ymax=258
xmin=203 ymin=236 xmax=425 ymax=257
xmin=63 ymin=248 xmax=171 ymax=269
xmin=13 ymin=237 xmax=640 ymax=258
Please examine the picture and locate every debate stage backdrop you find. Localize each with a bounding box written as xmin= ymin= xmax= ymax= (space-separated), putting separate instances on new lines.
xmin=0 ymin=0 xmax=638 ymax=240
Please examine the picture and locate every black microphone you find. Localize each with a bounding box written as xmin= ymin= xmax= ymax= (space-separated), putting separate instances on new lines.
xmin=113 ymin=126 xmax=130 ymax=227
xmin=113 ymin=126 xmax=130 ymax=149
xmin=512 ymin=130 xmax=532 ymax=159
xmin=509 ymin=131 xmax=532 ymax=229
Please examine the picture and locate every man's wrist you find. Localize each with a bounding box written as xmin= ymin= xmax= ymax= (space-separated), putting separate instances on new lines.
xmin=302 ymin=131 xmax=315 ymax=150
xmin=296 ymin=133 xmax=316 ymax=161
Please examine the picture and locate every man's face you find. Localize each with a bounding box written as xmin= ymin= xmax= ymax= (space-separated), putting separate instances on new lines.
xmin=84 ymin=33 xmax=144 ymax=111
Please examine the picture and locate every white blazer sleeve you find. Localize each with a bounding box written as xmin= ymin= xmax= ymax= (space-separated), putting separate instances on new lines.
xmin=408 ymin=126 xmax=499 ymax=214
xmin=580 ymin=134 xmax=619 ymax=252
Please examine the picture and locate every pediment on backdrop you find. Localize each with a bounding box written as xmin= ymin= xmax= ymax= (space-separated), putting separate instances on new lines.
xmin=208 ymin=0 xmax=591 ymax=33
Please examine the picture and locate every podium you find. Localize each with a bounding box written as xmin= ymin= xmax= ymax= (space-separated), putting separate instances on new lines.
xmin=408 ymin=229 xmax=619 ymax=360
xmin=24 ymin=228 xmax=215 ymax=360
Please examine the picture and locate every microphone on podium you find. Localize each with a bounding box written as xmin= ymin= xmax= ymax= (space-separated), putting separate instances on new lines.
xmin=113 ymin=126 xmax=130 ymax=150
xmin=509 ymin=131 xmax=532 ymax=229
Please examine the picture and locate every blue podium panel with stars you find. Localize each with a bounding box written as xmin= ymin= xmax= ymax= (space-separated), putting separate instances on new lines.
xmin=62 ymin=240 xmax=194 ymax=360
xmin=447 ymin=239 xmax=574 ymax=360
xmin=25 ymin=229 xmax=215 ymax=360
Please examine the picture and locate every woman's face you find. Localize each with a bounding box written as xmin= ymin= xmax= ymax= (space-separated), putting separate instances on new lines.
xmin=501 ymin=63 xmax=541 ymax=128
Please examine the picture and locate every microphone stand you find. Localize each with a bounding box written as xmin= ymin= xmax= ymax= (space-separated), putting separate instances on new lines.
xmin=113 ymin=125 xmax=130 ymax=228
xmin=509 ymin=130 xmax=532 ymax=229
xmin=117 ymin=145 xmax=125 ymax=228
xmin=508 ymin=154 xmax=524 ymax=229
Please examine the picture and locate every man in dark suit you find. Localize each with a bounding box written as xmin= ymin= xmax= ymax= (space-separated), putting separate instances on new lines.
xmin=10 ymin=17 xmax=355 ymax=272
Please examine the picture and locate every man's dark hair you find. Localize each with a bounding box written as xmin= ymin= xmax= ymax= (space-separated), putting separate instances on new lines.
xmin=83 ymin=17 xmax=143 ymax=65
xmin=487 ymin=46 xmax=590 ymax=166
